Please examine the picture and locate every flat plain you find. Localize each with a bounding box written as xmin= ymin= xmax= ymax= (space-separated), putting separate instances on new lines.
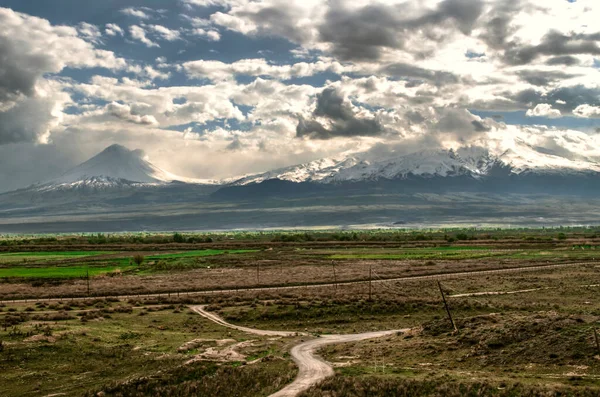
xmin=1 ymin=229 xmax=599 ymax=396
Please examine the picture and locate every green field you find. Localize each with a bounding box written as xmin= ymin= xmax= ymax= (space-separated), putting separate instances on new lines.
xmin=0 ymin=249 xmax=257 ymax=278
xmin=0 ymin=264 xmax=136 ymax=278
xmin=0 ymin=251 xmax=113 ymax=264
xmin=330 ymin=247 xmax=513 ymax=260
xmin=146 ymin=249 xmax=257 ymax=260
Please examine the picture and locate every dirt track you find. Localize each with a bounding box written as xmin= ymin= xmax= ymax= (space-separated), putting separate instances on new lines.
xmin=190 ymin=305 xmax=406 ymax=397
xmin=269 ymin=330 xmax=404 ymax=397
xmin=190 ymin=305 xmax=304 ymax=337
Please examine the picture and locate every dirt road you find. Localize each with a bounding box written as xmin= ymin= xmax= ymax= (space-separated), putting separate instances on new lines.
xmin=190 ymin=305 xmax=305 ymax=337
xmin=190 ymin=305 xmax=406 ymax=397
xmin=269 ymin=330 xmax=403 ymax=397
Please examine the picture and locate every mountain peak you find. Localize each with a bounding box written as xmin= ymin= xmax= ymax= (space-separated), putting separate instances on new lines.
xmin=98 ymin=144 xmax=145 ymax=159
xmin=47 ymin=144 xmax=174 ymax=186
xmin=103 ymin=143 xmax=130 ymax=152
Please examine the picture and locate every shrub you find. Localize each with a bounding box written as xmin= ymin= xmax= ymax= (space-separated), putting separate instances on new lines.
xmin=133 ymin=254 xmax=145 ymax=266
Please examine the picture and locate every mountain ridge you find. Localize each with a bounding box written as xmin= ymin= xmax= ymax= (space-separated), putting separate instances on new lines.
xmin=229 ymin=144 xmax=600 ymax=186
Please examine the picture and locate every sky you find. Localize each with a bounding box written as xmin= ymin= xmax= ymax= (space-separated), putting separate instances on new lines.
xmin=1 ymin=0 xmax=600 ymax=192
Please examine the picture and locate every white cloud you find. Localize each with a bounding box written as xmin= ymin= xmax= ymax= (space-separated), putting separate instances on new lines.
xmin=129 ymin=25 xmax=159 ymax=48
xmin=190 ymin=28 xmax=221 ymax=41
xmin=105 ymin=23 xmax=124 ymax=37
xmin=106 ymin=102 xmax=159 ymax=125
xmin=0 ymin=7 xmax=128 ymax=144
xmin=573 ymin=104 xmax=600 ymax=118
xmin=148 ymin=25 xmax=181 ymax=41
xmin=183 ymin=58 xmax=346 ymax=81
xmin=121 ymin=7 xmax=151 ymax=20
xmin=526 ymin=104 xmax=562 ymax=118
xmin=181 ymin=0 xmax=239 ymax=8
xmin=4 ymin=1 xmax=600 ymax=188
xmin=78 ymin=22 xmax=102 ymax=43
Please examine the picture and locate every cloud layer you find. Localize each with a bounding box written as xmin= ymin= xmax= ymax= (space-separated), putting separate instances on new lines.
xmin=1 ymin=1 xmax=600 ymax=191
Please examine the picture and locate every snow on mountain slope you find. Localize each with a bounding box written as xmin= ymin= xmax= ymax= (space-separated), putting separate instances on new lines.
xmin=497 ymin=140 xmax=600 ymax=175
xmin=323 ymin=148 xmax=497 ymax=183
xmin=228 ymin=157 xmax=361 ymax=185
xmin=230 ymin=143 xmax=600 ymax=186
xmin=37 ymin=144 xmax=215 ymax=191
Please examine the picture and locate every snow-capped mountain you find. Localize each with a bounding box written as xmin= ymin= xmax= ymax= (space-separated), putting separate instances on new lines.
xmin=230 ymin=143 xmax=600 ymax=186
xmin=33 ymin=144 xmax=215 ymax=192
xmin=3 ymin=142 xmax=600 ymax=233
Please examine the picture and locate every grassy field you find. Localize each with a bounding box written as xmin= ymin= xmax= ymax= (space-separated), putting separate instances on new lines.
xmin=0 ymin=251 xmax=113 ymax=264
xmin=0 ymin=234 xmax=599 ymax=396
xmin=0 ymin=264 xmax=136 ymax=278
xmin=0 ymin=299 xmax=296 ymax=396
xmin=0 ymin=249 xmax=257 ymax=279
xmin=146 ymin=249 xmax=258 ymax=260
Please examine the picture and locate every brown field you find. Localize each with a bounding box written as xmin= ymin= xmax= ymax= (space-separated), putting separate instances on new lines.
xmin=1 ymin=233 xmax=599 ymax=396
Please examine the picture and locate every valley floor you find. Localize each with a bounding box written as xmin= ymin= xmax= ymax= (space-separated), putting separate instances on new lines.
xmin=1 ymin=231 xmax=599 ymax=396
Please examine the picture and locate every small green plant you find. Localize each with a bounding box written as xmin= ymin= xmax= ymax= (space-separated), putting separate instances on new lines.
xmin=133 ymin=254 xmax=145 ymax=266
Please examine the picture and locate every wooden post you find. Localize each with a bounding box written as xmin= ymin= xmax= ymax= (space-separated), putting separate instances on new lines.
xmin=257 ymin=263 xmax=260 ymax=285
xmin=86 ymin=268 xmax=90 ymax=296
xmin=332 ymin=261 xmax=337 ymax=292
xmin=437 ymin=281 xmax=457 ymax=332
xmin=594 ymin=328 xmax=600 ymax=356
xmin=369 ymin=265 xmax=372 ymax=301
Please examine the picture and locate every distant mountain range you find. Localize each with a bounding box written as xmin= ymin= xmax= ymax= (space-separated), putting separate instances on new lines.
xmin=2 ymin=142 xmax=600 ymax=232
xmin=16 ymin=140 xmax=600 ymax=192
xmin=229 ymin=143 xmax=600 ymax=186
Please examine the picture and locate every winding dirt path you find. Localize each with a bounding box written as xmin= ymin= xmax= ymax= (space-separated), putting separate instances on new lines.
xmin=190 ymin=305 xmax=304 ymax=337
xmin=269 ymin=330 xmax=403 ymax=397
xmin=190 ymin=305 xmax=407 ymax=397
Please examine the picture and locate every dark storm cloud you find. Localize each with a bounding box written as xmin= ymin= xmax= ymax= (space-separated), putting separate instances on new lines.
xmin=0 ymin=98 xmax=54 ymax=145
xmin=318 ymin=5 xmax=404 ymax=61
xmin=478 ymin=1 xmax=523 ymax=50
xmin=405 ymin=110 xmax=426 ymax=124
xmin=0 ymin=34 xmax=61 ymax=145
xmin=0 ymin=37 xmax=51 ymax=104
xmin=511 ymin=85 xmax=600 ymax=114
xmin=435 ymin=108 xmax=493 ymax=141
xmin=504 ymin=31 xmax=600 ymax=65
xmin=235 ymin=6 xmax=313 ymax=44
xmin=318 ymin=0 xmax=484 ymax=60
xmin=408 ymin=0 xmax=484 ymax=35
xmin=382 ymin=63 xmax=460 ymax=87
xmin=296 ymin=87 xmax=384 ymax=139
xmin=516 ymin=70 xmax=578 ymax=86
xmin=545 ymin=55 xmax=580 ymax=66
xmin=471 ymin=120 xmax=491 ymax=132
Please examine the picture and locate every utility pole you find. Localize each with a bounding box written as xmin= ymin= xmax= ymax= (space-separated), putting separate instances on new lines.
xmin=369 ymin=265 xmax=372 ymax=301
xmin=332 ymin=261 xmax=337 ymax=292
xmin=86 ymin=267 xmax=90 ymax=296
xmin=256 ymin=263 xmax=260 ymax=286
xmin=437 ymin=281 xmax=457 ymax=332
xmin=594 ymin=328 xmax=600 ymax=356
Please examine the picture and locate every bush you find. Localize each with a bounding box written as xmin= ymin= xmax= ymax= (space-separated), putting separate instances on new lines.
xmin=558 ymin=232 xmax=567 ymax=240
xmin=133 ymin=254 xmax=145 ymax=266
xmin=455 ymin=233 xmax=469 ymax=241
